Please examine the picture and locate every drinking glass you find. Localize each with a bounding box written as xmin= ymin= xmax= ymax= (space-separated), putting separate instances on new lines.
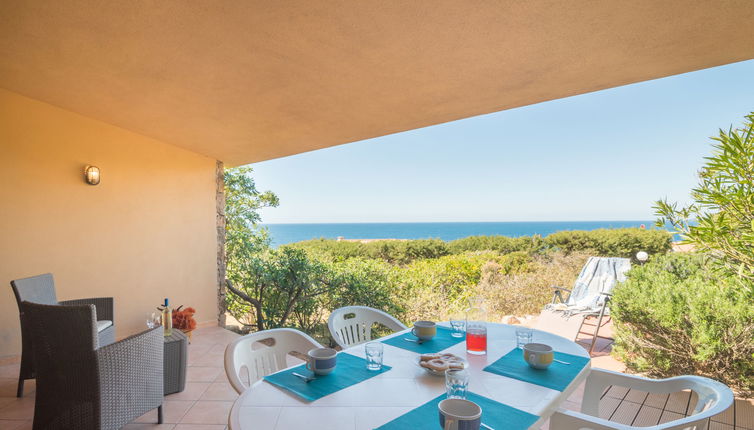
xmin=449 ymin=315 xmax=465 ymax=338
xmin=445 ymin=368 xmax=469 ymax=399
xmin=146 ymin=312 xmax=160 ymax=329
xmin=515 ymin=327 xmax=533 ymax=348
xmin=465 ymin=307 xmax=487 ymax=355
xmin=365 ymin=342 xmax=384 ymax=371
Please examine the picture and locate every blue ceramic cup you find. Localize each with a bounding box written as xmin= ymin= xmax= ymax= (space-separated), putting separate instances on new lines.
xmin=306 ymin=347 xmax=337 ymax=376
xmin=438 ymin=398 xmax=482 ymax=430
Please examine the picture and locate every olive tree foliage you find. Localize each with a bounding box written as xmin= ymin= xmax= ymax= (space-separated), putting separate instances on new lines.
xmin=223 ymin=166 xmax=288 ymax=330
xmin=226 ymin=247 xmax=333 ymax=331
xmin=224 ymin=166 xmax=279 ymax=254
xmin=655 ymin=112 xmax=754 ymax=283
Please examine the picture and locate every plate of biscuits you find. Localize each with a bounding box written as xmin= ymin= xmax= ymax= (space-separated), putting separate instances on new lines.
xmin=417 ymin=353 xmax=468 ymax=376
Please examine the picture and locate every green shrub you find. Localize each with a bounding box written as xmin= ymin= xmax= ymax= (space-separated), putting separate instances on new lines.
xmin=293 ymin=257 xmax=403 ymax=343
xmin=611 ymin=253 xmax=754 ymax=395
xmin=365 ymin=239 xmax=450 ymax=264
xmin=284 ymin=239 xmax=369 ymax=262
xmin=448 ymin=235 xmax=545 ymax=254
xmin=656 ymin=112 xmax=754 ymax=281
xmin=287 ymin=228 xmax=671 ymax=265
xmin=477 ymin=252 xmax=589 ymax=317
xmin=545 ymin=228 xmax=671 ymax=260
xmin=395 ymin=252 xmax=535 ymax=322
xmin=285 ymin=238 xmax=450 ymax=265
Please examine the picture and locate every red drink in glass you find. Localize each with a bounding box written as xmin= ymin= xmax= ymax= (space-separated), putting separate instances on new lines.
xmin=466 ymin=327 xmax=487 ymax=355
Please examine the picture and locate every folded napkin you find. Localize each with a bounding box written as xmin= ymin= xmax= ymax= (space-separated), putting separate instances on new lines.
xmin=381 ymin=326 xmax=465 ymax=354
xmin=483 ymin=348 xmax=590 ymax=391
xmin=264 ymin=352 xmax=391 ymax=402
xmin=375 ymin=392 xmax=539 ymax=430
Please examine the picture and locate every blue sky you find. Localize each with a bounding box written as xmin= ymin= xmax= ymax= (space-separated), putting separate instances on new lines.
xmin=251 ymin=60 xmax=754 ymax=224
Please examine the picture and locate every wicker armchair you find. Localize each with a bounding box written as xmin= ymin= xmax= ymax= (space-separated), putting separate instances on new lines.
xmin=10 ymin=273 xmax=116 ymax=397
xmin=23 ymin=301 xmax=163 ymax=430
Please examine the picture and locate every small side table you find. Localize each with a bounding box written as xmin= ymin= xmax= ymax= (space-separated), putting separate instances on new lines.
xmin=163 ymin=330 xmax=188 ymax=395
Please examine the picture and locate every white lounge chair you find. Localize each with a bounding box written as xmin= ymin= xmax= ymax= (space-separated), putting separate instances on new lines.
xmin=224 ymin=328 xmax=323 ymax=394
xmin=536 ymin=257 xmax=631 ymax=353
xmin=551 ymin=368 xmax=734 ymax=429
xmin=328 ymin=306 xmax=407 ymax=349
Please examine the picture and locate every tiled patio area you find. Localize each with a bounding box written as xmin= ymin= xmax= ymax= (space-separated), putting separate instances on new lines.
xmin=0 ymin=324 xmax=751 ymax=429
xmin=0 ymin=326 xmax=243 ymax=430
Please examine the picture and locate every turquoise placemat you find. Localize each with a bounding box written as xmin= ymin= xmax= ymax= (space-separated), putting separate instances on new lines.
xmin=264 ymin=352 xmax=391 ymax=402
xmin=483 ymin=348 xmax=590 ymax=391
xmin=381 ymin=326 xmax=465 ymax=354
xmin=375 ymin=391 xmax=539 ymax=430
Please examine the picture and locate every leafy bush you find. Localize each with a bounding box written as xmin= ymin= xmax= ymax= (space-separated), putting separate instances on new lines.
xmin=396 ymin=252 xmax=535 ymax=323
xmin=477 ymin=252 xmax=589 ymax=317
xmin=226 ymin=248 xmax=404 ymax=344
xmin=291 ymin=257 xmax=403 ymax=342
xmin=288 ymin=228 xmax=670 ymax=264
xmin=286 ymin=238 xmax=450 ymax=265
xmin=545 ymin=228 xmax=671 ymax=260
xmin=226 ymin=247 xmax=332 ymax=331
xmin=284 ymin=239 xmax=370 ymax=262
xmin=656 ymin=112 xmax=754 ymax=281
xmin=365 ymin=239 xmax=450 ymax=264
xmin=447 ymin=235 xmax=545 ymax=254
xmin=611 ymin=253 xmax=754 ymax=395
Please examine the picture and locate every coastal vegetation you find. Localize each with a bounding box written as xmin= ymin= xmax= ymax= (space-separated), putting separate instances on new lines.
xmin=222 ymin=112 xmax=754 ymax=394
xmin=223 ymin=165 xmax=671 ymax=340
xmin=612 ymin=253 xmax=754 ymax=394
xmin=612 ymin=112 xmax=754 ymax=394
xmin=286 ymin=227 xmax=670 ymax=265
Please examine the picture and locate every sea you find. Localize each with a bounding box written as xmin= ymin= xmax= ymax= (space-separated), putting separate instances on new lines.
xmin=263 ymin=221 xmax=660 ymax=247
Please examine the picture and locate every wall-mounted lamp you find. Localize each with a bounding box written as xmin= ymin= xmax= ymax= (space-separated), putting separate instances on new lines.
xmin=84 ymin=165 xmax=101 ymax=185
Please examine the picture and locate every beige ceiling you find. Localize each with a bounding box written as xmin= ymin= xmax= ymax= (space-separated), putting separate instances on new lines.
xmin=1 ymin=1 xmax=754 ymax=165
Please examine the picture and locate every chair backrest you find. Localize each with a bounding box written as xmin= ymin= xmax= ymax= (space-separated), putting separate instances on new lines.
xmin=22 ymin=302 xmax=99 ymax=393
xmin=564 ymin=368 xmax=734 ymax=430
xmin=224 ymin=328 xmax=323 ymax=394
xmin=22 ymin=301 xmax=99 ymax=361
xmin=328 ymin=306 xmax=407 ymax=349
xmin=567 ymin=257 xmax=631 ymax=310
xmin=10 ymin=273 xmax=58 ymax=308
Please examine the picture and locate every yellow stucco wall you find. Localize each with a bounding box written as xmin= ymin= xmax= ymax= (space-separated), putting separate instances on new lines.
xmin=0 ymin=88 xmax=218 ymax=358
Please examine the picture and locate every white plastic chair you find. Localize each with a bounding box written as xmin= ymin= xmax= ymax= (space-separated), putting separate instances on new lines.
xmin=551 ymin=368 xmax=734 ymax=430
xmin=328 ymin=306 xmax=407 ymax=349
xmin=224 ymin=328 xmax=323 ymax=394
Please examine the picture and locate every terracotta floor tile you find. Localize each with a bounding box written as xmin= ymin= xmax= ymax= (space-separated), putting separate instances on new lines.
xmin=166 ymin=382 xmax=211 ymax=401
xmin=186 ymin=366 xmax=222 ymax=383
xmin=0 ymin=396 xmax=35 ymax=420
xmin=0 ymin=397 xmax=16 ymax=410
xmin=214 ymin=371 xmax=230 ymax=383
xmin=0 ymin=378 xmax=34 ymax=398
xmin=200 ymin=382 xmax=238 ymax=401
xmin=0 ymin=420 xmax=33 ymax=430
xmin=0 ymin=365 xmax=20 ymax=379
xmin=134 ymin=401 xmax=194 ymax=424
xmin=122 ymin=424 xmax=176 ymax=430
xmin=174 ymin=424 xmax=226 ymax=430
xmin=180 ymin=401 xmax=233 ymax=425
xmin=187 ymin=344 xmax=213 ymax=357
xmin=189 ymin=352 xmax=225 ymax=367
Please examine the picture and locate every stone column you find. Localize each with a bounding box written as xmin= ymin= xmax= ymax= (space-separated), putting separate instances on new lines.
xmin=215 ymin=160 xmax=227 ymax=327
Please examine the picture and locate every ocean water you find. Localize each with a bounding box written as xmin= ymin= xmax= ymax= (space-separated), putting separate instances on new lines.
xmin=263 ymin=221 xmax=659 ymax=247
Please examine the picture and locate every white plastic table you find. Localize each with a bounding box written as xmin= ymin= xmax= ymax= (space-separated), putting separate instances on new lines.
xmin=229 ymin=323 xmax=590 ymax=430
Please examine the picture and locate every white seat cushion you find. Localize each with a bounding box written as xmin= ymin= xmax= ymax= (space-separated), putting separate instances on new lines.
xmin=96 ymin=320 xmax=113 ymax=332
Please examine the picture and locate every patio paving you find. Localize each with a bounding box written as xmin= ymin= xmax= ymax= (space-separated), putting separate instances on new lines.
xmin=0 ymin=325 xmax=242 ymax=430
xmin=0 ymin=324 xmax=751 ymax=429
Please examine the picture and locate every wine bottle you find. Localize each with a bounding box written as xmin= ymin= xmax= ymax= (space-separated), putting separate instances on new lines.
xmin=162 ymin=298 xmax=173 ymax=337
